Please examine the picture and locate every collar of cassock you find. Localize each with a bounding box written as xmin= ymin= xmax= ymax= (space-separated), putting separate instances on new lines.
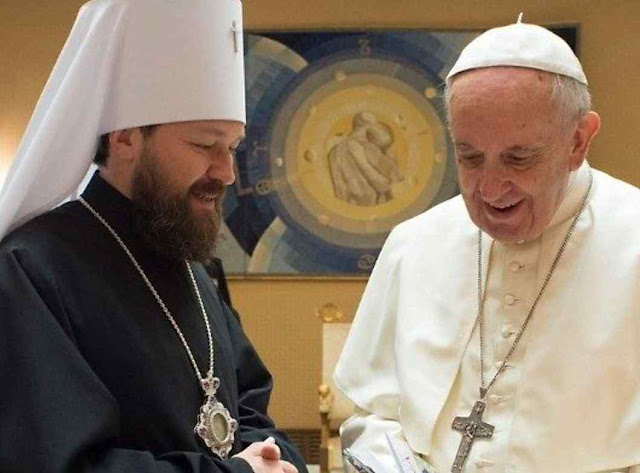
xmin=547 ymin=160 xmax=591 ymax=230
xmin=80 ymin=171 xmax=141 ymax=252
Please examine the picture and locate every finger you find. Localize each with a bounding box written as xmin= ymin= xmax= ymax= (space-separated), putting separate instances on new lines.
xmin=264 ymin=436 xmax=276 ymax=444
xmin=232 ymin=441 xmax=264 ymax=458
xmin=259 ymin=443 xmax=281 ymax=461
xmin=281 ymin=460 xmax=299 ymax=473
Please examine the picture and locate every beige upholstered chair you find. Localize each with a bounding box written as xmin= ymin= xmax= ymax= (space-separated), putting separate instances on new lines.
xmin=317 ymin=303 xmax=355 ymax=473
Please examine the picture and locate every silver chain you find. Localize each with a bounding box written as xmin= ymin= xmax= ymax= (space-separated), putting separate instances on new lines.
xmin=477 ymin=170 xmax=593 ymax=398
xmin=78 ymin=197 xmax=214 ymax=383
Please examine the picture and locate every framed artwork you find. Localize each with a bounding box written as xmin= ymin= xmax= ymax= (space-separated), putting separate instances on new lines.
xmin=218 ymin=27 xmax=578 ymax=277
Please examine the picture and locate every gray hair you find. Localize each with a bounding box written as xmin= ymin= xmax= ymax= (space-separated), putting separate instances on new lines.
xmin=444 ymin=71 xmax=592 ymax=127
xmin=549 ymin=73 xmax=592 ymax=125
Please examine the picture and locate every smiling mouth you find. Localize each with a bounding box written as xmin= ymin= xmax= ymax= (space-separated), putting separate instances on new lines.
xmin=192 ymin=192 xmax=217 ymax=203
xmin=484 ymin=199 xmax=523 ymax=217
xmin=490 ymin=201 xmax=519 ymax=210
xmin=190 ymin=179 xmax=226 ymax=206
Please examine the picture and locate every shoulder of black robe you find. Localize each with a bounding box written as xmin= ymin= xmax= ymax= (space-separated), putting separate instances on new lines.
xmin=0 ymin=173 xmax=307 ymax=473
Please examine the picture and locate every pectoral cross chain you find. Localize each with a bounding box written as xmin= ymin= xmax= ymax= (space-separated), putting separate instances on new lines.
xmin=451 ymin=400 xmax=494 ymax=473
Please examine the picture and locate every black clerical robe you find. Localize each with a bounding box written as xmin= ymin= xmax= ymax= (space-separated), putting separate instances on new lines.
xmin=0 ymin=174 xmax=307 ymax=473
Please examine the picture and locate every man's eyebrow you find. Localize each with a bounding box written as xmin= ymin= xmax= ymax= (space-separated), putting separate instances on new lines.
xmin=194 ymin=126 xmax=245 ymax=141
xmin=454 ymin=141 xmax=478 ymax=153
xmin=504 ymin=145 xmax=544 ymax=153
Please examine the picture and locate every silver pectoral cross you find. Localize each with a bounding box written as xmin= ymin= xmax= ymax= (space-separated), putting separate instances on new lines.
xmin=451 ymin=400 xmax=494 ymax=473
xmin=230 ymin=21 xmax=240 ymax=53
xmin=195 ymin=374 xmax=239 ymax=459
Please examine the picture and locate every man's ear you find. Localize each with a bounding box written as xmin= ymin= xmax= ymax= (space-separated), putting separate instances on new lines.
xmin=107 ymin=128 xmax=145 ymax=165
xmin=569 ymin=111 xmax=601 ymax=171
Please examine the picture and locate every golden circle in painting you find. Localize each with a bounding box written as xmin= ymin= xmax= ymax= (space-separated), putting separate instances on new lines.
xmin=273 ymin=67 xmax=447 ymax=242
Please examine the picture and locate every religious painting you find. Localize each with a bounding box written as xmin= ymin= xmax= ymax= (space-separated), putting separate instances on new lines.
xmin=218 ymin=27 xmax=578 ymax=276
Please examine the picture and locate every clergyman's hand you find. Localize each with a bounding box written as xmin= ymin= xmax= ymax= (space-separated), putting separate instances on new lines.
xmin=234 ymin=437 xmax=298 ymax=473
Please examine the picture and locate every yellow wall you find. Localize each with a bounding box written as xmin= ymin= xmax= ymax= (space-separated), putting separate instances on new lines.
xmin=1 ymin=0 xmax=639 ymax=429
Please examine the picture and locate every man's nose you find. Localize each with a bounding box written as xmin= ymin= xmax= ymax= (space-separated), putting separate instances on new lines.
xmin=207 ymin=150 xmax=236 ymax=186
xmin=478 ymin=164 xmax=510 ymax=200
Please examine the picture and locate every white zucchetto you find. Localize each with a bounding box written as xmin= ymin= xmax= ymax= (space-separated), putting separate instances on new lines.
xmin=447 ymin=17 xmax=587 ymax=85
xmin=0 ymin=0 xmax=245 ymax=240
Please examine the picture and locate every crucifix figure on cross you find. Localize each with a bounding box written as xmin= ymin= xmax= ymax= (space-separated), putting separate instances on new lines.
xmin=451 ymin=400 xmax=495 ymax=473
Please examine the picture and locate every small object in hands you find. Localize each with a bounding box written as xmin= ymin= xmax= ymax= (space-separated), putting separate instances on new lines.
xmin=343 ymin=448 xmax=376 ymax=473
xmin=385 ymin=433 xmax=438 ymax=473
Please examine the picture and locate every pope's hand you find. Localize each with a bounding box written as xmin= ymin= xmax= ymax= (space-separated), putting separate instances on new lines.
xmin=234 ymin=437 xmax=299 ymax=473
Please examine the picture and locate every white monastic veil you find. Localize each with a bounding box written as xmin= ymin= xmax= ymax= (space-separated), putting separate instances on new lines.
xmin=0 ymin=0 xmax=246 ymax=240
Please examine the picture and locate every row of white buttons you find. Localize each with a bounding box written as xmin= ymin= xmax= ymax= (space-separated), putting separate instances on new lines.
xmin=474 ymin=261 xmax=524 ymax=471
xmin=506 ymin=261 xmax=524 ymax=305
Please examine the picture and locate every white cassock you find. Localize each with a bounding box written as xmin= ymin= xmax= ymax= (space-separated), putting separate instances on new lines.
xmin=334 ymin=162 xmax=640 ymax=473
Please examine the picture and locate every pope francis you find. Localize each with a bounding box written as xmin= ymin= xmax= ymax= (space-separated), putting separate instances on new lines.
xmin=334 ymin=17 xmax=640 ymax=473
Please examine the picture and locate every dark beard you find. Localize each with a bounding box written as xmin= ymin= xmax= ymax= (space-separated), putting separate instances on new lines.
xmin=130 ymin=151 xmax=225 ymax=264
